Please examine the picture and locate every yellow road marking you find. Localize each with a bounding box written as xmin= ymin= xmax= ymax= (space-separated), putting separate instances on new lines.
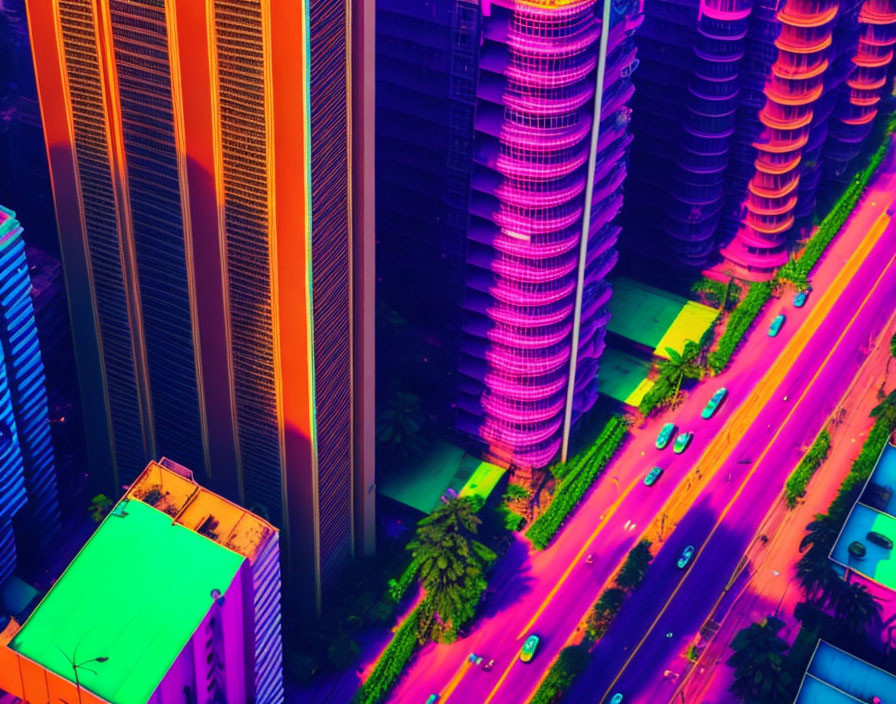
xmin=599 ymin=212 xmax=896 ymax=703
xmin=469 ymin=206 xmax=892 ymax=704
xmin=437 ymin=658 xmax=474 ymax=703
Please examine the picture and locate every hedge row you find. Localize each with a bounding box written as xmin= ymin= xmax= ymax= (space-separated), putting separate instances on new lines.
xmin=387 ymin=557 xmax=421 ymax=603
xmin=707 ymin=281 xmax=773 ymax=374
xmin=550 ymin=414 xmax=626 ymax=481
xmin=529 ymin=644 xmax=591 ymax=704
xmin=355 ymin=602 xmax=425 ymax=704
xmin=530 ymin=541 xmax=655 ymax=703
xmin=784 ymin=429 xmax=831 ymax=509
xmin=527 ymin=416 xmax=629 ymax=549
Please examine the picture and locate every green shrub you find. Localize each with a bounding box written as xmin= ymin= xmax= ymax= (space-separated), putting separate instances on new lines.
xmin=784 ymin=430 xmax=831 ymax=509
xmin=549 ymin=415 xmax=625 ymax=481
xmin=528 ymin=644 xmax=591 ymax=704
xmin=527 ymin=417 xmax=629 ymax=549
xmin=615 ymin=539 xmax=653 ymax=591
xmin=707 ymin=281 xmax=772 ymax=374
xmin=355 ymin=603 xmax=425 ymax=704
xmin=387 ymin=557 xmax=421 ymax=603
xmin=587 ymin=586 xmax=626 ymax=640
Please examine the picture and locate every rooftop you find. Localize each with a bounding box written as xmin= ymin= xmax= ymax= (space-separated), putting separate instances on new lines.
xmin=597 ymin=346 xmax=655 ymax=407
xmin=606 ymin=276 xmax=718 ymax=359
xmin=793 ymin=640 xmax=896 ymax=703
xmin=8 ymin=497 xmax=245 ymax=704
xmin=830 ymin=442 xmax=896 ymax=591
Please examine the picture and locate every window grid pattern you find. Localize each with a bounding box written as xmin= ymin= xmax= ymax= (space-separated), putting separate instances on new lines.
xmin=457 ymin=0 xmax=642 ymax=469
xmin=309 ymin=0 xmax=354 ymax=587
xmin=212 ymin=0 xmax=283 ymax=528
xmin=108 ymin=0 xmax=206 ymax=476
xmin=58 ymin=0 xmax=147 ymax=476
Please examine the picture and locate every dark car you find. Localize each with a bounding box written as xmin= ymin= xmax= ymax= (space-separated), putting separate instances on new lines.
xmin=867 ymin=531 xmax=894 ymax=550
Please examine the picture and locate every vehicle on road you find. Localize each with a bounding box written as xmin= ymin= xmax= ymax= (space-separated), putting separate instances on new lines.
xmin=483 ymin=659 xmax=494 ymax=671
xmin=644 ymin=466 xmax=664 ymax=486
xmin=677 ymin=545 xmax=695 ymax=569
xmin=794 ymin=289 xmax=811 ymax=308
xmin=673 ymin=432 xmax=693 ymax=454
xmin=425 ymin=695 xmax=439 ymax=704
xmin=520 ymin=635 xmax=540 ymax=663
xmin=656 ymin=423 xmax=676 ymax=450
xmin=610 ymin=694 xmax=624 ymax=704
xmin=867 ymin=531 xmax=894 ymax=550
xmin=701 ymin=388 xmax=728 ymax=419
xmin=769 ymin=314 xmax=786 ymax=337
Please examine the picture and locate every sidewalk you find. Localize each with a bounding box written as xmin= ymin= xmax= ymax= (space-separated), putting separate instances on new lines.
xmin=669 ymin=309 xmax=896 ymax=704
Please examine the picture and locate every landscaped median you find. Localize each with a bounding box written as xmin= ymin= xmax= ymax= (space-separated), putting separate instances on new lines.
xmin=528 ymin=540 xmax=655 ymax=704
xmin=784 ymin=429 xmax=831 ymax=509
xmin=526 ymin=415 xmax=629 ymax=550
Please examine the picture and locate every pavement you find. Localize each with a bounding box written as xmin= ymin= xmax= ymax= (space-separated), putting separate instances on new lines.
xmin=568 ymin=208 xmax=896 ymax=701
xmin=671 ymin=306 xmax=896 ymax=704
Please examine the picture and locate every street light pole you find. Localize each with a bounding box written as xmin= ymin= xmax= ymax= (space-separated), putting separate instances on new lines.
xmin=56 ymin=646 xmax=109 ymax=704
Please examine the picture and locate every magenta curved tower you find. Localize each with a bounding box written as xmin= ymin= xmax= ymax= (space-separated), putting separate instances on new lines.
xmin=720 ymin=0 xmax=840 ymax=276
xmin=457 ymin=0 xmax=642 ymax=469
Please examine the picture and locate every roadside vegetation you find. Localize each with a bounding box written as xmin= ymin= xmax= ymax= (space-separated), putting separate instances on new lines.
xmin=530 ymin=540 xmax=655 ymax=703
xmin=526 ymin=415 xmax=629 ymax=549
xmin=784 ymin=429 xmax=832 ymax=509
xmin=727 ymin=392 xmax=896 ymax=703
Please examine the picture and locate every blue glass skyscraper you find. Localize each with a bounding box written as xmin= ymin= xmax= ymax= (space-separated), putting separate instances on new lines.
xmin=0 ymin=205 xmax=59 ymax=579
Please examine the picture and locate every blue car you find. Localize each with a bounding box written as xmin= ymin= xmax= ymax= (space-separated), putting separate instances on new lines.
xmin=701 ymin=388 xmax=728 ymax=419
xmin=656 ymin=422 xmax=676 ymax=450
xmin=793 ymin=289 xmax=810 ymax=308
xmin=769 ymin=314 xmax=786 ymax=337
xmin=673 ymin=432 xmax=693 ymax=454
xmin=644 ymin=466 xmax=664 ymax=486
xmin=677 ymin=545 xmax=695 ymax=569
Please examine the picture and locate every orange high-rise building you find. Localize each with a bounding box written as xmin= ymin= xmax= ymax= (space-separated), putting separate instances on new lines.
xmin=25 ymin=0 xmax=375 ymax=615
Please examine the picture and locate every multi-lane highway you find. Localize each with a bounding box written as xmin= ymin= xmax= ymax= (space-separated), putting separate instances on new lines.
xmin=575 ymin=211 xmax=896 ymax=704
xmin=380 ymin=162 xmax=896 ymax=704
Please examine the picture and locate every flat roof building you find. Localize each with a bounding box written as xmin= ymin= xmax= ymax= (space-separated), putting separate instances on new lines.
xmin=0 ymin=459 xmax=283 ymax=704
xmin=793 ymin=640 xmax=896 ymax=703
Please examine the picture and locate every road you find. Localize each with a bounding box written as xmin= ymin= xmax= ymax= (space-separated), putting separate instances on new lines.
xmin=571 ymin=211 xmax=896 ymax=704
xmin=377 ymin=156 xmax=896 ymax=704
xmin=673 ymin=306 xmax=896 ymax=704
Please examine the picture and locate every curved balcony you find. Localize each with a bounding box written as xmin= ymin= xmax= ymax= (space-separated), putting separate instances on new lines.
xmin=504 ymin=82 xmax=596 ymax=116
xmin=493 ymin=228 xmax=581 ymax=258
xmin=483 ymin=369 xmax=569 ymax=403
xmin=860 ymin=0 xmax=896 ymax=24
xmin=777 ymin=0 xmax=839 ymax=28
xmin=701 ymin=0 xmax=754 ymax=21
xmin=491 ymin=251 xmax=579 ymax=284
xmin=482 ymin=389 xmax=567 ymax=425
xmin=486 ymin=299 xmax=577 ymax=328
xmin=494 ymin=172 xmax=587 ymax=209
xmin=483 ymin=339 xmax=572 ymax=376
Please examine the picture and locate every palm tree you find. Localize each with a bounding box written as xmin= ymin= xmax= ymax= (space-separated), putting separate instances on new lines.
xmin=830 ymin=580 xmax=882 ymax=639
xmin=408 ymin=498 xmax=491 ymax=643
xmin=658 ymin=340 xmax=704 ymax=406
xmin=727 ymin=616 xmax=794 ymax=703
xmin=795 ymin=554 xmax=841 ymax=606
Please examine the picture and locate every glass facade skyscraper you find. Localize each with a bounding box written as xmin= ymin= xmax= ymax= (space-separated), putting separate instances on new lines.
xmin=25 ymin=0 xmax=375 ymax=615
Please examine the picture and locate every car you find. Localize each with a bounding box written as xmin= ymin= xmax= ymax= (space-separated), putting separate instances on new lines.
xmin=610 ymin=694 xmax=624 ymax=704
xmin=425 ymin=695 xmax=440 ymax=704
xmin=867 ymin=531 xmax=894 ymax=550
xmin=677 ymin=545 xmax=695 ymax=569
xmin=656 ymin=422 xmax=676 ymax=450
xmin=769 ymin=313 xmax=786 ymax=337
xmin=701 ymin=387 xmax=728 ymax=419
xmin=793 ymin=289 xmax=811 ymax=308
xmin=849 ymin=541 xmax=867 ymax=559
xmin=644 ymin=466 xmax=664 ymax=486
xmin=673 ymin=432 xmax=693 ymax=454
xmin=520 ymin=635 xmax=540 ymax=663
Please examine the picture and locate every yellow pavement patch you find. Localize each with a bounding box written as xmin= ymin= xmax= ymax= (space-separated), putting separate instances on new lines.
xmin=653 ymin=301 xmax=719 ymax=359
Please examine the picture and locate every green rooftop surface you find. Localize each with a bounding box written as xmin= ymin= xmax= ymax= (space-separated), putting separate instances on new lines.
xmin=597 ymin=347 xmax=655 ymax=407
xmin=10 ymin=499 xmax=244 ymax=704
xmin=379 ymin=440 xmax=505 ymax=514
xmin=795 ymin=641 xmax=896 ymax=703
xmin=607 ymin=277 xmax=717 ymax=359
